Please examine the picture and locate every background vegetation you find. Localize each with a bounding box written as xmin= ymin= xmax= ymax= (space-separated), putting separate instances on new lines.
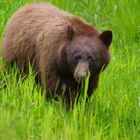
xmin=0 ymin=0 xmax=140 ymax=139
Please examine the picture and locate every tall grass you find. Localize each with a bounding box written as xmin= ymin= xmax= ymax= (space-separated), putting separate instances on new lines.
xmin=0 ymin=0 xmax=140 ymax=139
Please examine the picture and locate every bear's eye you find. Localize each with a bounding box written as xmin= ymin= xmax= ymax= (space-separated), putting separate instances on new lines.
xmin=87 ymin=56 xmax=95 ymax=62
xmin=74 ymin=55 xmax=82 ymax=61
xmin=73 ymin=55 xmax=82 ymax=65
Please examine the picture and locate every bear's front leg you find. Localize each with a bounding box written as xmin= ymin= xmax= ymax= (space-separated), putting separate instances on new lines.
xmin=87 ymin=75 xmax=99 ymax=97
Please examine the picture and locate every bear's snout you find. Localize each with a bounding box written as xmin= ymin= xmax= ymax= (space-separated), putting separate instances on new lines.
xmin=74 ymin=62 xmax=90 ymax=81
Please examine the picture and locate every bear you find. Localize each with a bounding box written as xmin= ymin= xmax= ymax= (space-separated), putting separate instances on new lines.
xmin=2 ymin=3 xmax=112 ymax=107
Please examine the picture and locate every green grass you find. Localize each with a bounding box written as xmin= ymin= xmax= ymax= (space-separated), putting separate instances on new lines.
xmin=0 ymin=0 xmax=140 ymax=139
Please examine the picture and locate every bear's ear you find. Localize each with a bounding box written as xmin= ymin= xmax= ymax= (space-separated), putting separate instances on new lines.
xmin=100 ymin=30 xmax=112 ymax=48
xmin=67 ymin=24 xmax=75 ymax=40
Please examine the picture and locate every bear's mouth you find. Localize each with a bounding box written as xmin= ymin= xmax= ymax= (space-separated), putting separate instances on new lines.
xmin=73 ymin=62 xmax=90 ymax=81
xmin=74 ymin=68 xmax=90 ymax=82
xmin=74 ymin=72 xmax=89 ymax=81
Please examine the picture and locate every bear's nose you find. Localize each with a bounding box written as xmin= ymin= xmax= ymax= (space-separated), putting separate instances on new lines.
xmin=78 ymin=70 xmax=87 ymax=79
xmin=74 ymin=66 xmax=90 ymax=81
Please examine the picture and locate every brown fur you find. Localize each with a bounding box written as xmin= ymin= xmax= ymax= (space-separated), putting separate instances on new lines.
xmin=2 ymin=3 xmax=112 ymax=107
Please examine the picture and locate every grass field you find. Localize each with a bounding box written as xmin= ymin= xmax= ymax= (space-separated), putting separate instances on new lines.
xmin=0 ymin=0 xmax=140 ymax=139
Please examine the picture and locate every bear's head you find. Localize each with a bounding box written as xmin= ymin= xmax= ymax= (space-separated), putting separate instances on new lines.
xmin=65 ymin=24 xmax=112 ymax=81
xmin=56 ymin=24 xmax=112 ymax=81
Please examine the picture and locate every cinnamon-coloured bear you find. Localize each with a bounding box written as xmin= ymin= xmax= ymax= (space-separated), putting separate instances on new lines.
xmin=2 ymin=3 xmax=112 ymax=107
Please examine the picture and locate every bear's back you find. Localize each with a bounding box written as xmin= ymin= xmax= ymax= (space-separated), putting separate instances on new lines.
xmin=2 ymin=3 xmax=71 ymax=70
